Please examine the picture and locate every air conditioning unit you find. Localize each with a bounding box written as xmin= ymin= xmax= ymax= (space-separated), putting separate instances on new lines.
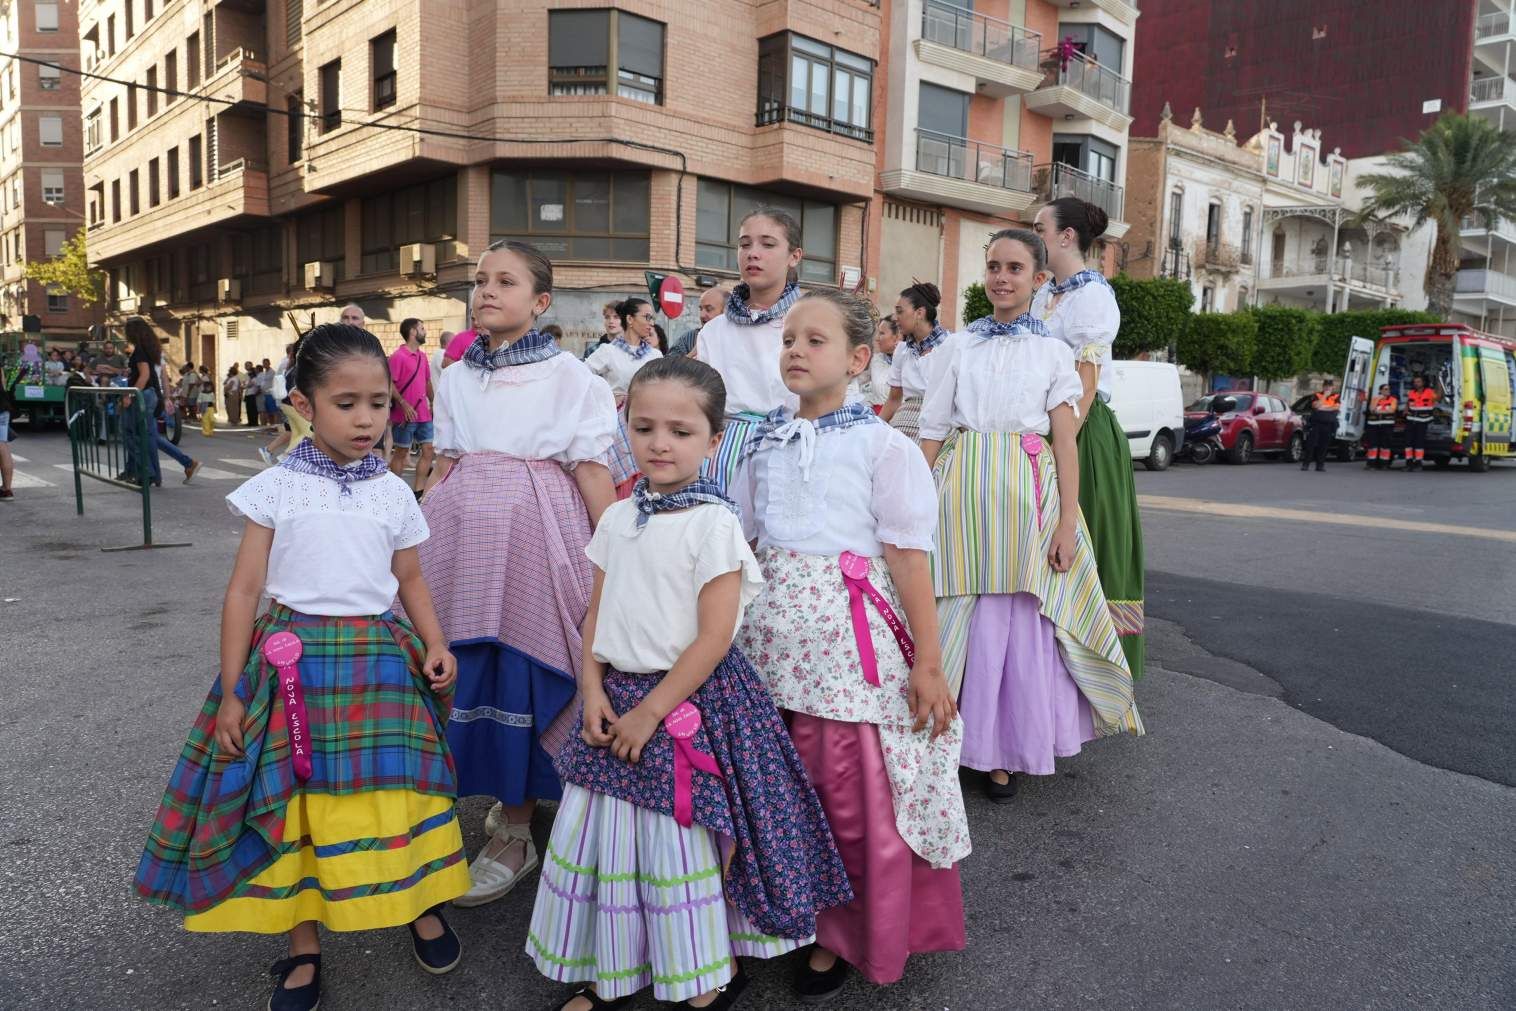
xmin=118 ymin=295 xmax=139 ymax=312
xmin=436 ymin=239 xmax=469 ymax=263
xmin=217 ymin=277 xmax=241 ymax=302
xmin=400 ymin=242 xmax=435 ymax=278
xmin=303 ymin=260 xmax=335 ymax=291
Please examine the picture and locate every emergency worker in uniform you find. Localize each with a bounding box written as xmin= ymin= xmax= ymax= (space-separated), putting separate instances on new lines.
xmin=1364 ymin=383 xmax=1398 ymax=470
xmin=1302 ymin=378 xmax=1341 ymax=472
xmin=1404 ymin=374 xmax=1438 ymax=471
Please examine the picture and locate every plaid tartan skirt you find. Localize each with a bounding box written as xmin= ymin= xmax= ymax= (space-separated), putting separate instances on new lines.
xmin=134 ymin=604 xmax=469 ymax=933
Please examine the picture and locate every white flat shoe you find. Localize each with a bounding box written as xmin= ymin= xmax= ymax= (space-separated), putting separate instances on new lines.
xmin=452 ymin=822 xmax=538 ymax=908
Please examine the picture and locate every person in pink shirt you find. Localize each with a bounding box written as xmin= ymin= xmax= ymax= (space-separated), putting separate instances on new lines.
xmin=389 ymin=318 xmax=435 ymax=496
xmin=442 ymin=328 xmax=478 ymax=369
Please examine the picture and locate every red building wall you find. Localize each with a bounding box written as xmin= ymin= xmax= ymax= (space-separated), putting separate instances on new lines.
xmin=1132 ymin=0 xmax=1476 ymax=158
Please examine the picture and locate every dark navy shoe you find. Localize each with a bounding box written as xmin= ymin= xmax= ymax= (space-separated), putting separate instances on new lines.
xmin=267 ymin=954 xmax=321 ymax=1011
xmin=544 ymin=986 xmax=634 ymax=1010
xmin=985 ymin=771 xmax=1018 ymax=803
xmin=703 ymin=965 xmax=750 ymax=1008
xmin=794 ymin=947 xmax=850 ymax=1004
xmin=409 ymin=904 xmax=462 ymax=975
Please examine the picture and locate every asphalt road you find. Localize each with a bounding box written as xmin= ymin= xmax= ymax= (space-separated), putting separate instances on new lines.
xmin=2 ymin=430 xmax=1513 ymax=1010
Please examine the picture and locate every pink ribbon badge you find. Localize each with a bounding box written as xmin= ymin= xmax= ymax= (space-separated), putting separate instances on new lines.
xmin=262 ymin=631 xmax=313 ymax=783
xmin=664 ymin=702 xmax=722 ymax=828
xmin=839 ymin=552 xmax=916 ymax=686
xmin=1021 ymin=433 xmax=1046 ymax=530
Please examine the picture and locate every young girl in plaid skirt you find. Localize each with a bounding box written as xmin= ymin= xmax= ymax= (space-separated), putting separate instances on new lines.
xmin=135 ymin=323 xmax=470 ymax=1011
xmin=416 ymin=241 xmax=619 ymax=908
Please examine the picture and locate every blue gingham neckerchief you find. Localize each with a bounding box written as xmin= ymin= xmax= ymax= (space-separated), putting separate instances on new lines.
xmin=631 ymin=476 xmax=740 ymax=531
xmin=1048 ymin=269 xmax=1109 ymax=296
xmin=743 ymin=402 xmax=879 ymax=480
xmin=612 ymin=337 xmax=656 ymax=360
xmin=725 ymin=282 xmax=800 ymax=326
xmin=904 ymin=324 xmax=950 ymax=357
xmin=462 ymin=329 xmax=561 ymax=374
xmin=278 ymin=438 xmax=388 ymax=497
xmin=967 ymin=313 xmax=1052 ymax=342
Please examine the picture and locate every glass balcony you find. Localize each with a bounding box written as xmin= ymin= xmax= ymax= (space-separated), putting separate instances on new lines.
xmin=921 ymin=0 xmax=1040 ymax=71
xmin=1035 ymin=161 xmax=1125 ymax=222
xmin=1046 ymin=49 xmax=1131 ymax=116
xmin=916 ymin=129 xmax=1034 ymax=193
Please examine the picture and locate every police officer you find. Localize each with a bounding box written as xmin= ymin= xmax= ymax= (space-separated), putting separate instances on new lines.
xmin=1301 ymin=378 xmax=1341 ymax=472
xmin=1363 ymin=383 xmax=1398 ymax=470
xmin=1404 ymin=374 xmax=1437 ymax=471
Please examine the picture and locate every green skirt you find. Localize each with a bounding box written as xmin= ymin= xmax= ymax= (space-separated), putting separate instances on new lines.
xmin=1078 ymin=399 xmax=1145 ymax=679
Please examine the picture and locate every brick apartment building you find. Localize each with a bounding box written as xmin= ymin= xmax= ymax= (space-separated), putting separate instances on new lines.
xmin=79 ymin=0 xmax=880 ymax=377
xmin=869 ymin=0 xmax=1138 ymax=328
xmin=1 ymin=0 xmax=101 ymax=341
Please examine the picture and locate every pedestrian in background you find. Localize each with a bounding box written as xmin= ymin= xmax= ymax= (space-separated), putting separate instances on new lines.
xmin=1302 ymin=378 xmax=1341 ymax=472
xmin=223 ymin=364 xmax=244 ymax=427
xmin=120 ymin=318 xmax=202 ymax=486
xmin=1404 ymin=373 xmax=1437 ymax=471
xmin=243 ymin=362 xmax=262 ymax=428
xmin=0 ymin=378 xmax=16 ymax=501
xmin=387 ymin=317 xmax=435 ymax=496
xmin=671 ymin=284 xmax=729 ymax=358
xmin=1364 ymin=383 xmax=1398 ymax=469
xmin=882 ymin=281 xmax=949 ymax=441
xmin=133 ymin=324 xmax=468 ymax=1011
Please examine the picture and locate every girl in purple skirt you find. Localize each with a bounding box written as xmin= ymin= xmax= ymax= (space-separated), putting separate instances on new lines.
xmin=530 ymin=356 xmax=851 ymax=1011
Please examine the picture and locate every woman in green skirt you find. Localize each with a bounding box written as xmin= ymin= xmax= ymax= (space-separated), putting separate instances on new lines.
xmin=1030 ymin=197 xmax=1145 ymax=680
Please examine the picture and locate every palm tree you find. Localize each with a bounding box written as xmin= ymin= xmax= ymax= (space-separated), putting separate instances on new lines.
xmin=1355 ymin=113 xmax=1516 ymax=316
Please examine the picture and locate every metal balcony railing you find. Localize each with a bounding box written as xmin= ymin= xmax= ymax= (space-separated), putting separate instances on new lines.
xmin=915 ymin=129 xmax=1035 ymax=192
xmin=1472 ymin=76 xmax=1509 ymax=104
xmin=1266 ymin=255 xmax=1400 ymax=289
xmin=1477 ymin=11 xmax=1510 ymax=40
xmin=921 ymin=0 xmax=1041 ymax=70
xmin=1035 ymin=161 xmax=1125 ymax=221
xmin=1042 ymin=48 xmax=1131 ymax=116
xmin=1160 ymin=244 xmax=1190 ymax=281
xmin=1456 ymin=268 xmax=1516 ymax=300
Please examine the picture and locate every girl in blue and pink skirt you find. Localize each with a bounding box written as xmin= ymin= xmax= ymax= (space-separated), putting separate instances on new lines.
xmin=529 ymin=355 xmax=851 ymax=1011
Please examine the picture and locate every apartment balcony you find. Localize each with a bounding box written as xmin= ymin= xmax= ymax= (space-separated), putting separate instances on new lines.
xmin=915 ymin=0 xmax=1043 ymax=98
xmin=1470 ymin=75 xmax=1516 ymax=127
xmin=90 ymin=159 xmax=271 ymax=265
xmin=1461 ymin=213 xmax=1516 ymax=255
xmin=1025 ymin=50 xmax=1132 ymax=131
xmin=1159 ymin=244 xmax=1191 ymax=281
xmin=202 ymin=47 xmax=268 ymax=112
xmin=880 ymin=129 xmax=1037 ymax=216
xmin=1033 ymin=162 xmax=1128 ymax=238
xmin=1475 ymin=11 xmax=1514 ymax=73
xmin=1258 ymin=254 xmax=1401 ymax=300
xmin=1194 ymin=238 xmax=1244 ymax=275
xmin=1043 ymin=0 xmax=1140 ymax=26
xmin=1455 ymin=267 xmax=1516 ymax=308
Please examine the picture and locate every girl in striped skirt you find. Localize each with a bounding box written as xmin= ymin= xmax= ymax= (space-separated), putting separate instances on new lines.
xmin=734 ymin=290 xmax=969 ymax=998
xmin=418 ymin=241 xmax=619 ymax=908
xmin=919 ymin=229 xmax=1143 ymax=804
xmin=880 ymin=281 xmax=951 ymax=440
xmin=135 ymin=324 xmax=470 ymax=1011
xmin=530 ymin=356 xmax=851 ymax=1010
xmin=693 ymin=207 xmax=804 ymax=493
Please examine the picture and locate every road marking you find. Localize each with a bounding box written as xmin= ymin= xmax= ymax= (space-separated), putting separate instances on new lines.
xmin=1139 ymin=495 xmax=1516 ymax=544
xmin=51 ymin=463 xmax=242 ymax=482
xmin=220 ymin=458 xmax=266 ymax=471
xmin=11 ymin=454 xmax=27 ymax=463
xmin=8 ymin=469 xmax=54 ymax=488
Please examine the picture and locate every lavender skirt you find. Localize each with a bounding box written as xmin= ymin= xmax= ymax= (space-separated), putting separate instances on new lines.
xmin=959 ymin=592 xmax=1096 ymax=776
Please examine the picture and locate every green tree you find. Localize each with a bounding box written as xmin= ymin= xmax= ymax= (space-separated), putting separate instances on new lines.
xmin=1109 ymin=274 xmax=1194 ymax=357
xmin=1310 ymin=308 xmax=1439 ymax=375
xmin=1355 ymin=112 xmax=1516 ymax=316
xmin=1248 ymin=305 xmax=1319 ymax=381
xmin=24 ymin=228 xmax=106 ymax=306
xmin=1177 ymin=312 xmax=1257 ymax=380
xmin=961 ymin=282 xmax=991 ymax=325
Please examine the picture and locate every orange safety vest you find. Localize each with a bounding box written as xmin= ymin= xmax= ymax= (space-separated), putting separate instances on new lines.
xmin=1407 ymin=388 xmax=1438 ymax=409
xmin=1366 ymin=395 xmax=1397 ymax=423
xmin=1312 ymin=391 xmax=1341 ymax=411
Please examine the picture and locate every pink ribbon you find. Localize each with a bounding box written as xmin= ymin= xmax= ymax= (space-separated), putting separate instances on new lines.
xmin=1021 ymin=433 xmax=1045 ymax=530
xmin=664 ymin=702 xmax=722 ymax=828
xmin=262 ymin=631 xmax=313 ymax=783
xmin=839 ymin=551 xmax=916 ymax=686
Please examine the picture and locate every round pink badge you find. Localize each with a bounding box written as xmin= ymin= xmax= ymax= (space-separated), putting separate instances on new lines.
xmin=262 ymin=631 xmax=304 ymax=668
xmin=839 ymin=551 xmax=870 ymax=580
xmin=663 ymin=701 xmax=703 ymax=740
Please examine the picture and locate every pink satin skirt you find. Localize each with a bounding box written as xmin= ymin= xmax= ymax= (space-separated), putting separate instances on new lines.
xmin=786 ymin=714 xmax=965 ymax=984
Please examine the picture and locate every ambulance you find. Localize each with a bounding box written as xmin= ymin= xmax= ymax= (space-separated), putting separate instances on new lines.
xmin=1338 ymin=323 xmax=1516 ymax=470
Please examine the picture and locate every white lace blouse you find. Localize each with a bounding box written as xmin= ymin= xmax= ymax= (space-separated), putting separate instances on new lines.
xmin=585 ymin=342 xmax=662 ymax=400
xmin=1031 ymin=279 xmax=1121 ymax=402
xmin=226 ymin=467 xmax=428 ymax=616
xmin=731 ymin=415 xmax=937 ymax=557
xmin=432 ymin=352 xmax=617 ymax=466
xmin=918 ymin=331 xmax=1084 ymax=441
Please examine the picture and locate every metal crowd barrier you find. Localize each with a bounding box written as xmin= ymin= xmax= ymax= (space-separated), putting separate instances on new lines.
xmin=66 ymin=386 xmax=190 ymax=552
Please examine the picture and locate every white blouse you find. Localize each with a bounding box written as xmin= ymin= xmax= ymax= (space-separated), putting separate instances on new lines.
xmin=887 ymin=340 xmax=952 ymax=399
xmin=585 ymin=342 xmax=663 ymax=400
xmin=586 ymin=499 xmax=764 ymax=674
xmin=432 ymin=352 xmax=617 ymax=467
xmin=1032 ymin=279 xmax=1120 ymax=402
xmin=694 ymin=313 xmax=799 ymax=417
xmin=918 ymin=331 xmax=1084 ymax=441
xmin=732 ymin=415 xmax=937 ymax=557
xmin=864 ymin=352 xmax=893 ymax=408
xmin=226 ymin=467 xmax=429 ymax=617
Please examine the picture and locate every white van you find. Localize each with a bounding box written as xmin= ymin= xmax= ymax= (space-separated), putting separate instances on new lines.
xmin=1106 ymin=360 xmax=1185 ymax=471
